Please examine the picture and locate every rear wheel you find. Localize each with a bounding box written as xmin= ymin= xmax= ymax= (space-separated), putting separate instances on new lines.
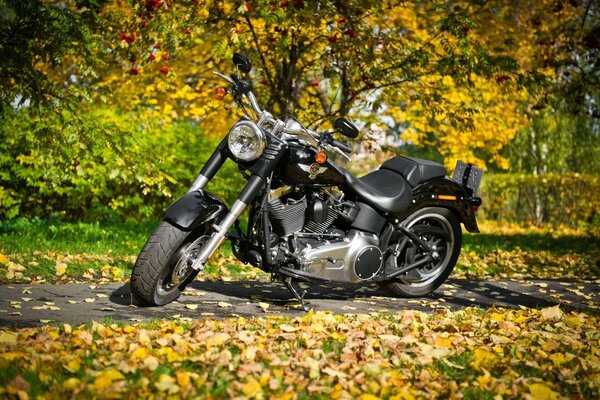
xmin=130 ymin=221 xmax=209 ymax=306
xmin=382 ymin=207 xmax=461 ymax=297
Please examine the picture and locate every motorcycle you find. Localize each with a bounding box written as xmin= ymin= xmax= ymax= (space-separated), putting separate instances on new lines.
xmin=130 ymin=54 xmax=483 ymax=311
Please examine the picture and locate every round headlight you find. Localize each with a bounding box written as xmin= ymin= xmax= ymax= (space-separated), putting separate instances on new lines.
xmin=227 ymin=121 xmax=266 ymax=162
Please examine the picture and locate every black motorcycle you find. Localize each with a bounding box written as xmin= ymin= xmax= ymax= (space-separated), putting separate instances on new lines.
xmin=131 ymin=54 xmax=483 ymax=311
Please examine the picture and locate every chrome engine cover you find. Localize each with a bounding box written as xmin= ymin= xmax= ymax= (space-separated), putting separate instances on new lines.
xmin=297 ymin=231 xmax=383 ymax=282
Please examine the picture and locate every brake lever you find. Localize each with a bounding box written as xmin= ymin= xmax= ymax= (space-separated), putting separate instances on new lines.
xmin=323 ymin=143 xmax=351 ymax=161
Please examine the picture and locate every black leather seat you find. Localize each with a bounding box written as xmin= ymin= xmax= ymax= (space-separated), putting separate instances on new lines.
xmin=380 ymin=156 xmax=446 ymax=187
xmin=341 ymin=168 xmax=412 ymax=214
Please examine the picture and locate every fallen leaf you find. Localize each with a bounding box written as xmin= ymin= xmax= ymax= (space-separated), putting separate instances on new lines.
xmin=0 ymin=331 xmax=18 ymax=344
xmin=528 ymin=383 xmax=558 ymax=400
xmin=55 ymin=261 xmax=67 ymax=276
xmin=242 ymin=377 xmax=262 ymax=397
xmin=217 ymin=302 xmax=232 ymax=308
xmin=94 ymin=369 xmax=125 ymax=390
xmin=540 ymin=305 xmax=562 ymax=321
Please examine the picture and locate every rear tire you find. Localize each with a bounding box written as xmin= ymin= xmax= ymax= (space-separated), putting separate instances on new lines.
xmin=382 ymin=207 xmax=461 ymax=297
xmin=130 ymin=221 xmax=208 ymax=306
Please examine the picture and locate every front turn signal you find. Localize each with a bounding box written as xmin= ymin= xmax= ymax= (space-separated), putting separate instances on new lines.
xmin=315 ymin=151 xmax=328 ymax=164
xmin=215 ymin=86 xmax=228 ymax=99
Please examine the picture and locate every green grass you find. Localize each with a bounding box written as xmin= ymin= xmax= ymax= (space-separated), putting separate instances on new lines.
xmin=1 ymin=218 xmax=598 ymax=283
xmin=0 ymin=218 xmax=156 ymax=257
xmin=463 ymin=231 xmax=600 ymax=254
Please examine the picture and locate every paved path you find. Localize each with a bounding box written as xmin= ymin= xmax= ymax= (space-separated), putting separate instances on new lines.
xmin=0 ymin=278 xmax=598 ymax=327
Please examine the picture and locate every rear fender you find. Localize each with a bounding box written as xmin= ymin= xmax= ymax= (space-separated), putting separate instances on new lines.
xmin=164 ymin=190 xmax=228 ymax=231
xmin=402 ymin=177 xmax=481 ymax=233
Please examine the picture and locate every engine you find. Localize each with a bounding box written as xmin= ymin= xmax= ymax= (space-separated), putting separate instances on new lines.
xmin=266 ymin=187 xmax=383 ymax=282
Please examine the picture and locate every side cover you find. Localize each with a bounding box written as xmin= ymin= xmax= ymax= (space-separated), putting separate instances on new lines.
xmin=401 ymin=178 xmax=481 ymax=233
xmin=164 ymin=191 xmax=228 ymax=231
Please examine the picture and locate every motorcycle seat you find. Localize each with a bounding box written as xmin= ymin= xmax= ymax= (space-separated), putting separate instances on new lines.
xmin=341 ymin=168 xmax=412 ymax=214
xmin=380 ymin=156 xmax=447 ymax=188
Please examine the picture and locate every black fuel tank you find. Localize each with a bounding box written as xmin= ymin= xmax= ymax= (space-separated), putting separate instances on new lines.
xmin=275 ymin=142 xmax=347 ymax=186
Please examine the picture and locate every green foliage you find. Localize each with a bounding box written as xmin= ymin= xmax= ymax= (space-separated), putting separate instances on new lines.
xmin=504 ymin=108 xmax=600 ymax=175
xmin=0 ymin=107 xmax=243 ymax=221
xmin=480 ymin=173 xmax=600 ymax=226
xmin=0 ymin=0 xmax=103 ymax=110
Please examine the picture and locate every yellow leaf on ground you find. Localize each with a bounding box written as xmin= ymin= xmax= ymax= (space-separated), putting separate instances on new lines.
xmin=360 ymin=394 xmax=381 ymax=400
xmin=0 ymin=331 xmax=17 ymax=345
xmin=471 ymin=348 xmax=496 ymax=368
xmin=279 ymin=324 xmax=298 ymax=333
xmin=242 ymin=377 xmax=262 ymax=397
xmin=94 ymin=370 xmax=125 ymax=390
xmin=185 ymin=304 xmax=198 ymax=310
xmin=55 ymin=262 xmax=67 ymax=276
xmin=62 ymin=377 xmax=80 ymax=390
xmin=217 ymin=301 xmax=232 ymax=308
xmin=65 ymin=359 xmax=81 ymax=373
xmin=154 ymin=374 xmax=179 ymax=394
xmin=131 ymin=347 xmax=149 ymax=361
xmin=176 ymin=370 xmax=191 ymax=387
xmin=528 ymin=383 xmax=558 ymax=400
xmin=143 ymin=355 xmax=160 ymax=371
xmin=540 ymin=306 xmax=562 ymax=321
xmin=0 ymin=253 xmax=9 ymax=265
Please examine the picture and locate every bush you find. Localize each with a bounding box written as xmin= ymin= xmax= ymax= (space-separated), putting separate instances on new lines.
xmin=0 ymin=107 xmax=243 ymax=221
xmin=479 ymin=173 xmax=600 ymax=227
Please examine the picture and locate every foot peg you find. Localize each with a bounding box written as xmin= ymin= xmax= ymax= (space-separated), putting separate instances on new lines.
xmin=284 ymin=278 xmax=310 ymax=312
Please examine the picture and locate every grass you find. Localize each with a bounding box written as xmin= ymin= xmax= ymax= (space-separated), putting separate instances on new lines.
xmin=0 ymin=218 xmax=598 ymax=283
xmin=0 ymin=218 xmax=155 ymax=256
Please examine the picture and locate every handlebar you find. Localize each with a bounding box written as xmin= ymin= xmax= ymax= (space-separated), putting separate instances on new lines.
xmin=333 ymin=139 xmax=353 ymax=154
xmin=214 ymin=69 xmax=353 ymax=161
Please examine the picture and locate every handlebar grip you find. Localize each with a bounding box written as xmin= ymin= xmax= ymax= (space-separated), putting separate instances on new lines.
xmin=333 ymin=140 xmax=353 ymax=154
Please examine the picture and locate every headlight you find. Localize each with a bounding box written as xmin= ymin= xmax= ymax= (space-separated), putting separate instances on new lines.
xmin=227 ymin=120 xmax=266 ymax=162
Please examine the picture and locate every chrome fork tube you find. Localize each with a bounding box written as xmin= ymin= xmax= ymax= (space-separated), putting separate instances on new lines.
xmin=188 ymin=174 xmax=209 ymax=192
xmin=190 ymin=174 xmax=265 ymax=271
xmin=190 ymin=199 xmax=247 ymax=271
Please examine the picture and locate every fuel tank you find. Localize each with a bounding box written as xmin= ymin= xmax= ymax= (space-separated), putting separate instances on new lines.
xmin=275 ymin=141 xmax=347 ymax=186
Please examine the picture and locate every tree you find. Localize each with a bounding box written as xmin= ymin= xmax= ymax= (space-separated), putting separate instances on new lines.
xmin=96 ymin=0 xmax=534 ymax=169
xmin=5 ymin=0 xmax=593 ymax=220
xmin=0 ymin=0 xmax=105 ymax=111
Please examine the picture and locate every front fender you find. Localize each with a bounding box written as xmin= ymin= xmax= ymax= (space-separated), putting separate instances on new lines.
xmin=164 ymin=190 xmax=228 ymax=231
xmin=403 ymin=178 xmax=481 ymax=233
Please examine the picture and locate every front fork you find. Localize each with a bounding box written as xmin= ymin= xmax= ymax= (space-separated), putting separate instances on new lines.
xmin=186 ymin=141 xmax=265 ymax=271
xmin=190 ymin=175 xmax=264 ymax=271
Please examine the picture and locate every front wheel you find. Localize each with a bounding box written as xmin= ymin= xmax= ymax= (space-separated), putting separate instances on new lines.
xmin=381 ymin=207 xmax=462 ymax=297
xmin=130 ymin=221 xmax=209 ymax=306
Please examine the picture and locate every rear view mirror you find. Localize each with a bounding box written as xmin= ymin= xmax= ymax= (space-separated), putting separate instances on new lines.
xmin=334 ymin=117 xmax=359 ymax=139
xmin=232 ymin=53 xmax=252 ymax=74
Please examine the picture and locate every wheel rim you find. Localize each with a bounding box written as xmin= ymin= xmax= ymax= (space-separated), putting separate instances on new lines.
xmin=156 ymin=235 xmax=208 ymax=297
xmin=392 ymin=212 xmax=454 ymax=288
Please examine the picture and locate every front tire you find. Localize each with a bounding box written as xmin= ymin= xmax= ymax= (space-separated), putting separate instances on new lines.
xmin=382 ymin=207 xmax=462 ymax=297
xmin=130 ymin=221 xmax=209 ymax=306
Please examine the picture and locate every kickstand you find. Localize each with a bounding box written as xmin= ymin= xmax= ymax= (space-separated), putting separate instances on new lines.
xmin=284 ymin=277 xmax=310 ymax=312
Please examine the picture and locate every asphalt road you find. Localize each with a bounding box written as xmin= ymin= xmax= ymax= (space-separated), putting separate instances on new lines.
xmin=0 ymin=278 xmax=598 ymax=327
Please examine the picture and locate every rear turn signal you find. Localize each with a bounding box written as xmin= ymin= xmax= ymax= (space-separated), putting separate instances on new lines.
xmin=437 ymin=195 xmax=457 ymax=201
xmin=215 ymin=86 xmax=228 ymax=99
